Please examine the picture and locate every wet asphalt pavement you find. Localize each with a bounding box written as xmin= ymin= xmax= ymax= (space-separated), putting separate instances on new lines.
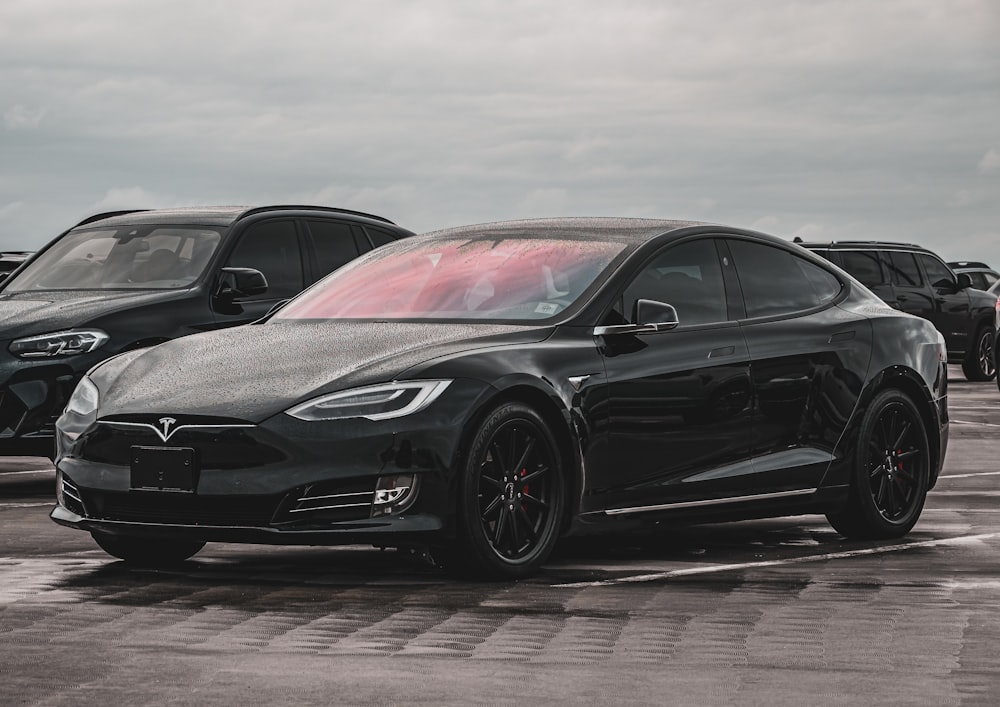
xmin=1 ymin=369 xmax=999 ymax=705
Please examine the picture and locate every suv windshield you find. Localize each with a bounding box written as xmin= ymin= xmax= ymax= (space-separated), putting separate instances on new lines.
xmin=5 ymin=225 xmax=223 ymax=292
xmin=277 ymin=236 xmax=627 ymax=321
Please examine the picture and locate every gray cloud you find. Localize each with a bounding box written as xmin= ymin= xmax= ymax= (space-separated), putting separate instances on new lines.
xmin=1 ymin=0 xmax=999 ymax=267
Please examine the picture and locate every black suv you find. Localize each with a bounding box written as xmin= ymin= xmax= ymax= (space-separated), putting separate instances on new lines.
xmin=0 ymin=205 xmax=413 ymax=456
xmin=800 ymin=240 xmax=996 ymax=381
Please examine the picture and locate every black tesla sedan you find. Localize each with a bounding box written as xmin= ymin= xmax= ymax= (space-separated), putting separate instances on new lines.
xmin=51 ymin=218 xmax=949 ymax=579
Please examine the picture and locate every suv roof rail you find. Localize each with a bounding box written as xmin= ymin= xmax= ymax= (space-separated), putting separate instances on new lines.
xmin=948 ymin=260 xmax=991 ymax=269
xmin=804 ymin=240 xmax=924 ymax=249
xmin=236 ymin=205 xmax=396 ymax=225
xmin=72 ymin=210 xmax=151 ymax=229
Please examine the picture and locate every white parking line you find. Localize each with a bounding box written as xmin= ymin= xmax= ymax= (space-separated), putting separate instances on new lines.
xmin=0 ymin=502 xmax=52 ymax=509
xmin=952 ymin=419 xmax=1000 ymax=427
xmin=939 ymin=470 xmax=1000 ymax=479
xmin=949 ymin=406 xmax=1000 ymax=411
xmin=555 ymin=532 xmax=1000 ymax=587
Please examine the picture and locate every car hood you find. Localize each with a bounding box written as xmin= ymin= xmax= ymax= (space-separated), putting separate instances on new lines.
xmin=0 ymin=289 xmax=190 ymax=339
xmin=92 ymin=320 xmax=553 ymax=421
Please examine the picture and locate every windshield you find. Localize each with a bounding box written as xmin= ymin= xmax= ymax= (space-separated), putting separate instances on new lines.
xmin=4 ymin=225 xmax=223 ymax=292
xmin=276 ymin=235 xmax=627 ymax=321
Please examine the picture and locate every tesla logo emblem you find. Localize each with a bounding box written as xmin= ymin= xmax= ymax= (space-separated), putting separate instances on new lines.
xmin=155 ymin=417 xmax=178 ymax=442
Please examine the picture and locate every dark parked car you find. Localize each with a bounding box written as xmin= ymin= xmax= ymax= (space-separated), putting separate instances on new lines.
xmin=800 ymin=241 xmax=996 ymax=381
xmin=0 ymin=251 xmax=32 ymax=282
xmin=0 ymin=206 xmax=413 ymax=457
xmin=52 ymin=218 xmax=948 ymax=579
xmin=948 ymin=261 xmax=999 ymax=291
xmin=989 ymin=280 xmax=1000 ymax=393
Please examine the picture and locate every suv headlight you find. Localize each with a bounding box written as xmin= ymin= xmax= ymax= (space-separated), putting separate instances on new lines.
xmin=65 ymin=376 xmax=100 ymax=417
xmin=286 ymin=380 xmax=452 ymax=422
xmin=9 ymin=329 xmax=110 ymax=358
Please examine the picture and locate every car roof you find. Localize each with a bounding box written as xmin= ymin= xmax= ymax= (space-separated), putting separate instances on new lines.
xmin=420 ymin=217 xmax=714 ymax=244
xmin=71 ymin=205 xmax=402 ymax=230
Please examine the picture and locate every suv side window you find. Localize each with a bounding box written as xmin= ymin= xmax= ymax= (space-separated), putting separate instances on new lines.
xmin=839 ymin=250 xmax=887 ymax=288
xmin=305 ymin=220 xmax=362 ymax=279
xmin=886 ymin=251 xmax=922 ymax=287
xmin=365 ymin=227 xmax=397 ymax=247
xmin=916 ymin=254 xmax=956 ymax=289
xmin=226 ymin=220 xmax=304 ymax=299
xmin=623 ymin=238 xmax=728 ymax=326
xmin=728 ymin=240 xmax=841 ymax=318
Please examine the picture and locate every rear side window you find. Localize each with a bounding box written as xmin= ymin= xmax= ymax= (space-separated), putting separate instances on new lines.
xmin=305 ymin=220 xmax=361 ymax=278
xmin=839 ymin=250 xmax=886 ymax=287
xmin=728 ymin=240 xmax=842 ymax=318
xmin=886 ymin=251 xmax=922 ymax=287
xmin=365 ymin=227 xmax=397 ymax=247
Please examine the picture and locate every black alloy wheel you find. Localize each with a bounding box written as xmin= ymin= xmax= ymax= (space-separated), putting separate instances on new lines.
xmin=826 ymin=389 xmax=929 ymax=539
xmin=962 ymin=326 xmax=995 ymax=381
xmin=453 ymin=402 xmax=564 ymax=580
xmin=91 ymin=531 xmax=205 ymax=566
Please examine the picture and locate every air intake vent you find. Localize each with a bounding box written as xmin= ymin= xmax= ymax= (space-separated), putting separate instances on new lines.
xmin=62 ymin=477 xmax=85 ymax=517
xmin=276 ymin=480 xmax=376 ymax=524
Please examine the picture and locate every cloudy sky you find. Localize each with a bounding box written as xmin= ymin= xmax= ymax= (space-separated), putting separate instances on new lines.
xmin=2 ymin=1 xmax=999 ymax=266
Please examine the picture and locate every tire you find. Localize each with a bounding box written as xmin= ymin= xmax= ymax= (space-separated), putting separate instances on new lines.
xmin=91 ymin=532 xmax=205 ymax=566
xmin=451 ymin=402 xmax=565 ymax=580
xmin=826 ymin=389 xmax=929 ymax=539
xmin=962 ymin=325 xmax=995 ymax=381
xmin=995 ymin=332 xmax=1000 ymax=393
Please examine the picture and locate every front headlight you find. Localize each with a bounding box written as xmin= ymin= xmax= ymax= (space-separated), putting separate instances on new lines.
xmin=285 ymin=380 xmax=452 ymax=422
xmin=9 ymin=329 xmax=109 ymax=358
xmin=65 ymin=376 xmax=99 ymax=416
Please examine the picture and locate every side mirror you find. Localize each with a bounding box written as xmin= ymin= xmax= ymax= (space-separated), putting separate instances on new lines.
xmin=216 ymin=267 xmax=268 ymax=299
xmin=635 ymin=299 xmax=679 ymax=328
xmin=594 ymin=299 xmax=680 ymax=336
xmin=956 ymin=273 xmax=973 ymax=290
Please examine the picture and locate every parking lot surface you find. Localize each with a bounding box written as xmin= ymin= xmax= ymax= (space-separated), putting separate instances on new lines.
xmin=1 ymin=370 xmax=999 ymax=705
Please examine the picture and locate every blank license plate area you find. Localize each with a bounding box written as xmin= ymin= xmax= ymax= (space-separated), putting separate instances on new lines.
xmin=130 ymin=446 xmax=197 ymax=492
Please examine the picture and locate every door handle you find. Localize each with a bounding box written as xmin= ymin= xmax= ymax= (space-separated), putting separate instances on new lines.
xmin=708 ymin=346 xmax=735 ymax=358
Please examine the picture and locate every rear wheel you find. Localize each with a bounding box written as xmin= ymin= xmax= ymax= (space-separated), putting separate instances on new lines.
xmin=452 ymin=402 xmax=565 ymax=580
xmin=91 ymin=532 xmax=205 ymax=565
xmin=826 ymin=389 xmax=929 ymax=539
xmin=962 ymin=325 xmax=995 ymax=381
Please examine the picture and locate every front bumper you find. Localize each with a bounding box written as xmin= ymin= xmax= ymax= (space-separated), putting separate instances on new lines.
xmin=52 ymin=378 xmax=493 ymax=546
xmin=50 ymin=502 xmax=445 ymax=546
xmin=0 ymin=350 xmax=107 ymax=452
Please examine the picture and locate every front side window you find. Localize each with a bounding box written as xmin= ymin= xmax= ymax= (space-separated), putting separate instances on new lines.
xmin=622 ymin=239 xmax=727 ymax=326
xmin=728 ymin=240 xmax=842 ymax=318
xmin=4 ymin=226 xmax=222 ymax=292
xmin=226 ymin=220 xmax=303 ymax=299
xmin=276 ymin=236 xmax=627 ymax=321
xmin=916 ymin=254 xmax=955 ymax=289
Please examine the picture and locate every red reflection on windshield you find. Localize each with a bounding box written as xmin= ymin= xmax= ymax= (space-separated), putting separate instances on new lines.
xmin=277 ymin=238 xmax=622 ymax=320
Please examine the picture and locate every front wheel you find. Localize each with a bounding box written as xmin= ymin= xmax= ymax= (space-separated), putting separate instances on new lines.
xmin=91 ymin=532 xmax=205 ymax=566
xmin=826 ymin=389 xmax=929 ymax=539
xmin=962 ymin=325 xmax=995 ymax=381
xmin=452 ymin=402 xmax=565 ymax=580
